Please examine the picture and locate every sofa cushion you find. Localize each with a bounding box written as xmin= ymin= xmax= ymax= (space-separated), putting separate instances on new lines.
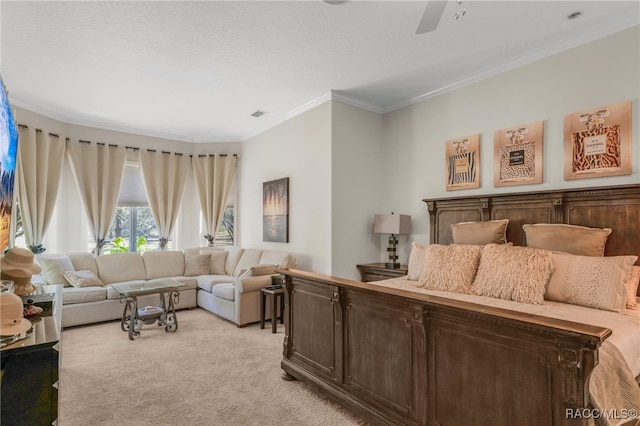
xmin=96 ymin=253 xmax=147 ymax=284
xmin=233 ymin=249 xmax=263 ymax=276
xmin=224 ymin=247 xmax=245 ymax=275
xmin=63 ymin=286 xmax=107 ymax=304
xmin=202 ymin=250 xmax=228 ymax=275
xmin=212 ymin=283 xmax=235 ymax=301
xmin=259 ymin=251 xmax=292 ymax=268
xmin=68 ymin=253 xmax=99 ymax=277
xmin=105 ymin=280 xmax=147 ymax=300
xmin=237 ymin=275 xmax=271 ymax=293
xmin=142 ymin=251 xmax=185 ymax=279
xmin=37 ymin=254 xmax=75 ymax=286
xmin=184 ymin=254 xmax=210 ymax=276
xmin=196 ymin=275 xmax=235 ymax=292
xmin=169 ymin=277 xmax=198 ymax=290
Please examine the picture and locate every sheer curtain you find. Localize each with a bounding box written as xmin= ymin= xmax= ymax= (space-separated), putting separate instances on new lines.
xmin=66 ymin=141 xmax=126 ymax=255
xmin=192 ymin=155 xmax=236 ymax=246
xmin=138 ymin=149 xmax=190 ymax=249
xmin=15 ymin=127 xmax=66 ymax=253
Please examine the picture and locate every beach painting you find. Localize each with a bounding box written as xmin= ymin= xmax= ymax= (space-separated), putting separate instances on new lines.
xmin=0 ymin=76 xmax=19 ymax=253
xmin=263 ymin=178 xmax=289 ymax=243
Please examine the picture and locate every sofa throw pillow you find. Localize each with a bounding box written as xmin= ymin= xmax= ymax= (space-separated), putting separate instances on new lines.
xmin=200 ymin=250 xmax=228 ymax=275
xmin=417 ymin=244 xmax=482 ymax=294
xmin=407 ymin=242 xmax=428 ymax=281
xmin=451 ymin=219 xmax=509 ymax=245
xmin=184 ymin=254 xmax=211 ymax=277
xmin=471 ymin=244 xmax=553 ymax=304
xmin=546 ymin=253 xmax=637 ymax=313
xmin=251 ymin=264 xmax=276 ymax=276
xmin=37 ymin=255 xmax=75 ymax=287
xmin=63 ymin=270 xmax=104 ymax=288
xmin=625 ymin=266 xmax=640 ymax=309
xmin=523 ymin=223 xmax=611 ymax=256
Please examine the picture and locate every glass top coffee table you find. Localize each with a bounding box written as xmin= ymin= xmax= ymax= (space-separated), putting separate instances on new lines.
xmin=111 ymin=279 xmax=186 ymax=340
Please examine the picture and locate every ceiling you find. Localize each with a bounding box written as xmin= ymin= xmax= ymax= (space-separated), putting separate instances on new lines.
xmin=2 ymin=1 xmax=639 ymax=143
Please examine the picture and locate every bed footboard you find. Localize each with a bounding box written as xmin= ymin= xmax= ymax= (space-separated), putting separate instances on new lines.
xmin=279 ymin=269 xmax=611 ymax=426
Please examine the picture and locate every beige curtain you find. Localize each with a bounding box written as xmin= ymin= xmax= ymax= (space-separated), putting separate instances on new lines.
xmin=15 ymin=128 xmax=66 ymax=253
xmin=192 ymin=155 xmax=236 ymax=246
xmin=138 ymin=150 xmax=190 ymax=249
xmin=66 ymin=141 xmax=126 ymax=254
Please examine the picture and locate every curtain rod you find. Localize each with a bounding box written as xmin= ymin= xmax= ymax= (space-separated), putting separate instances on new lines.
xmin=18 ymin=123 xmax=68 ymax=140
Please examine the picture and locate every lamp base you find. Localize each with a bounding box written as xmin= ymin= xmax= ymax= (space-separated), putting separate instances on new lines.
xmin=384 ymin=262 xmax=401 ymax=269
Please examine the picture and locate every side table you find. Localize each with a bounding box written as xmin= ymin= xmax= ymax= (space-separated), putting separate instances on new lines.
xmin=356 ymin=263 xmax=408 ymax=282
xmin=260 ymin=285 xmax=285 ymax=333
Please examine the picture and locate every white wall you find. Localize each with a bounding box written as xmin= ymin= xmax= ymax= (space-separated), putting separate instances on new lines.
xmin=239 ymin=102 xmax=333 ymax=274
xmin=380 ymin=25 xmax=640 ymax=247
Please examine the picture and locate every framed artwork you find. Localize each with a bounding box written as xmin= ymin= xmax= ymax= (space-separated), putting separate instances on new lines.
xmin=263 ymin=177 xmax=289 ymax=243
xmin=445 ymin=134 xmax=480 ymax=191
xmin=564 ymin=101 xmax=632 ymax=180
xmin=493 ymin=121 xmax=544 ymax=187
xmin=1 ymin=76 xmax=19 ymax=252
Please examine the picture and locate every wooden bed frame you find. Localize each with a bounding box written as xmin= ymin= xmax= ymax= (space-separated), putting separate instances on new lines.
xmin=279 ymin=184 xmax=640 ymax=426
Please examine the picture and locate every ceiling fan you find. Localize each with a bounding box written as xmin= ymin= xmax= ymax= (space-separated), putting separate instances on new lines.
xmin=416 ymin=0 xmax=465 ymax=34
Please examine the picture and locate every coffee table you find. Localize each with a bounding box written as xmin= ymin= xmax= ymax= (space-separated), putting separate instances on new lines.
xmin=111 ymin=279 xmax=186 ymax=340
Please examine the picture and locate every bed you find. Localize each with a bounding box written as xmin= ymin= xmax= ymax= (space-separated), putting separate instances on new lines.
xmin=278 ymin=184 xmax=640 ymax=426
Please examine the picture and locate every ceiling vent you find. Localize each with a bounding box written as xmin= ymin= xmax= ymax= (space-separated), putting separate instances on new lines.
xmin=250 ymin=110 xmax=268 ymax=118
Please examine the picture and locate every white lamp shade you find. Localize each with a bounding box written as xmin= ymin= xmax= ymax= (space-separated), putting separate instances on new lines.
xmin=373 ymin=214 xmax=411 ymax=235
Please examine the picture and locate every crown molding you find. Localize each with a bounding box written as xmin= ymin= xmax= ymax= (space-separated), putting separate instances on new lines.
xmin=330 ymin=91 xmax=384 ymax=114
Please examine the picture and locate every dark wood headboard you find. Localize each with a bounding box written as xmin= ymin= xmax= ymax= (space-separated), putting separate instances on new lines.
xmin=424 ymin=184 xmax=640 ymax=294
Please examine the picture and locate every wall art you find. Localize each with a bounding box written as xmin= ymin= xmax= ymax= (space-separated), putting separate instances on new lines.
xmin=564 ymin=101 xmax=632 ymax=180
xmin=446 ymin=134 xmax=480 ymax=191
xmin=493 ymin=121 xmax=544 ymax=187
xmin=263 ymin=177 xmax=289 ymax=243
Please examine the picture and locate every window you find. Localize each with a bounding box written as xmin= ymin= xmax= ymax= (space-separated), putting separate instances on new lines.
xmin=213 ymin=206 xmax=234 ymax=246
xmin=89 ymin=163 xmax=166 ymax=254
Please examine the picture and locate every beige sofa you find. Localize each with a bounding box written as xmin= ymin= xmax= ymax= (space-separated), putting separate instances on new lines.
xmin=33 ymin=247 xmax=294 ymax=328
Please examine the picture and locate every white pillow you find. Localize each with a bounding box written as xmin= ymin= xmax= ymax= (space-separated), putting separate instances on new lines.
xmin=626 ymin=266 xmax=640 ymax=309
xmin=37 ymin=255 xmax=75 ymax=286
xmin=546 ymin=253 xmax=637 ymax=313
xmin=407 ymin=242 xmax=428 ymax=281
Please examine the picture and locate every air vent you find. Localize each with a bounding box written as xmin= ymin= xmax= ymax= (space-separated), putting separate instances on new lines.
xmin=250 ymin=110 xmax=268 ymax=118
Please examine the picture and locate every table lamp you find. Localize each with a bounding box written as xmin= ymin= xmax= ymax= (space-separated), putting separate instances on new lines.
xmin=373 ymin=213 xmax=411 ymax=269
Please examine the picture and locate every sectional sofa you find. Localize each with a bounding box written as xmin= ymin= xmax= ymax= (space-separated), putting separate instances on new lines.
xmin=33 ymin=247 xmax=295 ymax=328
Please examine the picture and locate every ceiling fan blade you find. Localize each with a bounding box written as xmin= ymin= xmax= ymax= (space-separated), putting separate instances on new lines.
xmin=416 ymin=0 xmax=447 ymax=34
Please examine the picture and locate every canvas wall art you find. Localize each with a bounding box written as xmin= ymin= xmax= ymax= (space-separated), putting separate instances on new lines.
xmin=445 ymin=134 xmax=480 ymax=191
xmin=263 ymin=177 xmax=289 ymax=243
xmin=0 ymin=76 xmax=19 ymax=252
xmin=564 ymin=101 xmax=632 ymax=180
xmin=493 ymin=121 xmax=544 ymax=187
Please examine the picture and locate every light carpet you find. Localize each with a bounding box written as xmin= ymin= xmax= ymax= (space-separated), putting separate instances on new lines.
xmin=59 ymin=308 xmax=367 ymax=426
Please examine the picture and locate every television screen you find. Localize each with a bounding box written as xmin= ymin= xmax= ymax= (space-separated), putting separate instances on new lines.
xmin=0 ymin=74 xmax=19 ymax=252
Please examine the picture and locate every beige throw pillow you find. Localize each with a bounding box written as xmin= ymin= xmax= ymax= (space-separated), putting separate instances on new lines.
xmin=251 ymin=264 xmax=276 ymax=276
xmin=184 ymin=254 xmax=211 ymax=277
xmin=451 ymin=219 xmax=509 ymax=245
xmin=418 ymin=244 xmax=482 ymax=294
xmin=523 ymin=223 xmax=611 ymax=256
xmin=63 ymin=270 xmax=104 ymax=288
xmin=546 ymin=253 xmax=637 ymax=313
xmin=201 ymin=250 xmax=228 ymax=275
xmin=625 ymin=266 xmax=640 ymax=309
xmin=407 ymin=242 xmax=428 ymax=281
xmin=472 ymin=244 xmax=553 ymax=304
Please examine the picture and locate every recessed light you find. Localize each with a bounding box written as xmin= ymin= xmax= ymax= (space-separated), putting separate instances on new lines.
xmin=567 ymin=11 xmax=583 ymax=20
xmin=323 ymin=0 xmax=348 ymax=5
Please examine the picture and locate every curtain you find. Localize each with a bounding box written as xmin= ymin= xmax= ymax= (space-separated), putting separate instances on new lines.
xmin=138 ymin=149 xmax=190 ymax=249
xmin=192 ymin=155 xmax=236 ymax=246
xmin=15 ymin=128 xmax=66 ymax=253
xmin=66 ymin=141 xmax=126 ymax=255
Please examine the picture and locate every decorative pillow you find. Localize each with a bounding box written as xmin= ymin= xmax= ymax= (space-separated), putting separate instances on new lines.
xmin=451 ymin=219 xmax=509 ymax=245
xmin=63 ymin=270 xmax=104 ymax=288
xmin=417 ymin=244 xmax=482 ymax=294
xmin=37 ymin=255 xmax=75 ymax=286
xmin=471 ymin=244 xmax=553 ymax=304
xmin=625 ymin=266 xmax=640 ymax=309
xmin=523 ymin=223 xmax=611 ymax=256
xmin=201 ymin=250 xmax=228 ymax=275
xmin=407 ymin=242 xmax=428 ymax=281
xmin=251 ymin=264 xmax=276 ymax=276
xmin=184 ymin=254 xmax=211 ymax=277
xmin=545 ymin=253 xmax=637 ymax=313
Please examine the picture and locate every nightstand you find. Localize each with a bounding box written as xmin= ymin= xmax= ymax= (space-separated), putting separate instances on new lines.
xmin=356 ymin=263 xmax=408 ymax=282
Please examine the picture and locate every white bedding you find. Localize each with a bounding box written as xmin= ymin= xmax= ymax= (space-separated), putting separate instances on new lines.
xmin=371 ymin=277 xmax=640 ymax=378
